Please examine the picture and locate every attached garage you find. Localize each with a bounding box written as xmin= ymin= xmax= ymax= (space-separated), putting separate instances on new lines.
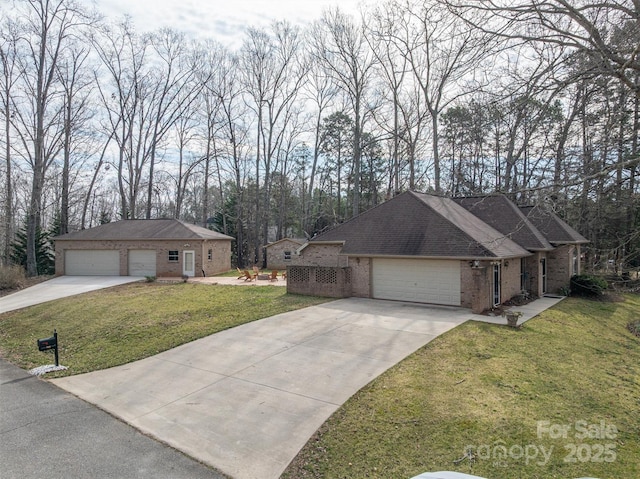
xmin=65 ymin=250 xmax=120 ymax=276
xmin=128 ymin=250 xmax=156 ymax=276
xmin=372 ymin=258 xmax=461 ymax=306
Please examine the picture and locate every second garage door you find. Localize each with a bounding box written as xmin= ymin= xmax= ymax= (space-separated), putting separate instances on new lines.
xmin=372 ymin=258 xmax=461 ymax=306
xmin=65 ymin=250 xmax=120 ymax=276
xmin=128 ymin=250 xmax=157 ymax=276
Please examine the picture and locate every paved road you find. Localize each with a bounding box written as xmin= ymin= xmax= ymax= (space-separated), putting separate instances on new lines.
xmin=53 ymin=298 xmax=473 ymax=479
xmin=0 ymin=276 xmax=144 ymax=314
xmin=0 ymin=359 xmax=226 ymax=479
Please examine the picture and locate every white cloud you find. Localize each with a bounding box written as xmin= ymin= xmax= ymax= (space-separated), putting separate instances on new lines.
xmin=96 ymin=0 xmax=366 ymax=47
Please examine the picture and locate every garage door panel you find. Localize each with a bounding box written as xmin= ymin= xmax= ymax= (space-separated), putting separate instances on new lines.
xmin=65 ymin=250 xmax=120 ymax=276
xmin=372 ymin=258 xmax=460 ymax=306
xmin=128 ymin=250 xmax=156 ymax=276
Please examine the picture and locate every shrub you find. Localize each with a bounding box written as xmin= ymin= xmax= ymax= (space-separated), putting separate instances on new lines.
xmin=0 ymin=265 xmax=26 ymax=291
xmin=570 ymin=274 xmax=608 ymax=297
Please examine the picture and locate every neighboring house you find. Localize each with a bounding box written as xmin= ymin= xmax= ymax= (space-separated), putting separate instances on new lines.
xmin=264 ymin=238 xmax=305 ymax=270
xmin=288 ymin=191 xmax=587 ymax=313
xmin=54 ymin=219 xmax=233 ymax=278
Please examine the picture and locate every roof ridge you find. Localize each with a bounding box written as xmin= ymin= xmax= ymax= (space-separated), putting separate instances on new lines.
xmin=412 ymin=191 xmax=529 ymax=258
xmin=313 ymin=191 xmax=414 ymax=239
xmin=502 ymin=197 xmax=554 ymax=250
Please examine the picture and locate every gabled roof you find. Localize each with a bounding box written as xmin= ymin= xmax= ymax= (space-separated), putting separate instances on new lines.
xmin=519 ymin=206 xmax=589 ymax=244
xmin=265 ymin=237 xmax=305 ymax=248
xmin=454 ymin=195 xmax=554 ymax=251
xmin=310 ymin=191 xmax=530 ymax=259
xmin=54 ymin=219 xmax=234 ymax=241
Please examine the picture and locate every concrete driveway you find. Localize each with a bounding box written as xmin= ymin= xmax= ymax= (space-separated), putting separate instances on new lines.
xmin=0 ymin=276 xmax=143 ymax=314
xmin=53 ymin=298 xmax=473 ymax=479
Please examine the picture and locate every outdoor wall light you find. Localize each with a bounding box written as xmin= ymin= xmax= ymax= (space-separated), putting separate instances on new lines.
xmin=470 ymin=260 xmax=480 ymax=268
xmin=504 ymin=260 xmax=509 ymax=267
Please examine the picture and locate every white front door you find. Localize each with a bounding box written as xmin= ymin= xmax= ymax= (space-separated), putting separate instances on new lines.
xmin=183 ymin=250 xmax=195 ymax=277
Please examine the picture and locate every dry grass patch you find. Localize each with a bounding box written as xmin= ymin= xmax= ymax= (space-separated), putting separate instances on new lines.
xmin=283 ymin=295 xmax=640 ymax=479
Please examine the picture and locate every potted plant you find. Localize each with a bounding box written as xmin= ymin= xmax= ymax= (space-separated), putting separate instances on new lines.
xmin=502 ymin=309 xmax=523 ymax=328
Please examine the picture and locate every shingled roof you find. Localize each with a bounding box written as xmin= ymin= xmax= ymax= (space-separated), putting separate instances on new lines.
xmin=454 ymin=195 xmax=554 ymax=251
xmin=55 ymin=219 xmax=233 ymax=241
xmin=310 ymin=191 xmax=530 ymax=259
xmin=519 ymin=206 xmax=588 ymax=244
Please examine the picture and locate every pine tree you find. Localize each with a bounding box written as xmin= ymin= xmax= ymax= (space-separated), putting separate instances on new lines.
xmin=10 ymin=223 xmax=55 ymax=275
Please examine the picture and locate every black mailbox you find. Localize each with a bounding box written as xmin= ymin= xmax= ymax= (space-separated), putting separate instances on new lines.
xmin=37 ymin=330 xmax=60 ymax=367
xmin=37 ymin=336 xmax=57 ymax=351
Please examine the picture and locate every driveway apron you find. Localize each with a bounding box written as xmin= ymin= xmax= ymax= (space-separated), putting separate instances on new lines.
xmin=52 ymin=298 xmax=472 ymax=479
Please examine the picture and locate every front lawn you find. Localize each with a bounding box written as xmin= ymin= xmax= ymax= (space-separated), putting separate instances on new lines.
xmin=283 ymin=295 xmax=640 ymax=479
xmin=0 ymin=282 xmax=327 ymax=377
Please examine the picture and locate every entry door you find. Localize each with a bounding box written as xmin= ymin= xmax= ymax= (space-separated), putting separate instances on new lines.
xmin=183 ymin=250 xmax=195 ymax=277
xmin=541 ymin=258 xmax=547 ymax=294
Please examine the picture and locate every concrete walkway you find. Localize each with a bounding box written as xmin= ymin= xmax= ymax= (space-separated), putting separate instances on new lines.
xmin=53 ymin=298 xmax=472 ymax=479
xmin=0 ymin=276 xmax=144 ymax=314
xmin=470 ymin=295 xmax=565 ymax=327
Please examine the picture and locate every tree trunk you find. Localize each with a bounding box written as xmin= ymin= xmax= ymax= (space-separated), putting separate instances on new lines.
xmin=3 ymin=88 xmax=12 ymax=265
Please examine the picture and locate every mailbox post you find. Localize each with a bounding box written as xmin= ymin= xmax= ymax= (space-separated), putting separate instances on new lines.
xmin=37 ymin=330 xmax=59 ymax=367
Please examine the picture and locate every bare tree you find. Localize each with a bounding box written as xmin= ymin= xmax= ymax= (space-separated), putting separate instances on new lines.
xmin=310 ymin=8 xmax=377 ymax=216
xmin=384 ymin=0 xmax=495 ymax=193
xmin=207 ymin=49 xmax=251 ymax=266
xmin=300 ymin=49 xmax=337 ymax=235
xmin=11 ymin=0 xmax=92 ymax=276
xmin=241 ymin=21 xmax=306 ymax=264
xmin=144 ymin=28 xmax=203 ymax=219
xmin=92 ymin=19 xmax=150 ymax=220
xmin=193 ymin=40 xmax=230 ymax=228
xmin=365 ymin=3 xmax=410 ymax=196
xmin=171 ymin=104 xmax=200 ymax=220
xmin=56 ymin=40 xmax=93 ymax=234
xmin=450 ymin=0 xmax=640 ymax=94
xmin=0 ymin=19 xmax=21 ymax=264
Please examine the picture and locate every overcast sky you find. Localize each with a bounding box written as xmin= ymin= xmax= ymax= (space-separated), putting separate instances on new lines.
xmin=96 ymin=0 xmax=366 ymax=47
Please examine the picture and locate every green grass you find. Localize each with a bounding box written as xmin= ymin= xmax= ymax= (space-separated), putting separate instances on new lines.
xmin=282 ymin=295 xmax=640 ymax=479
xmin=0 ymin=282 xmax=327 ymax=378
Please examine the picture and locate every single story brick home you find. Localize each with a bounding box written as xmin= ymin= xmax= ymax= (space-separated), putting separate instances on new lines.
xmin=287 ymin=191 xmax=587 ymax=313
xmin=54 ymin=219 xmax=233 ymax=278
xmin=265 ymin=238 xmax=305 ymax=270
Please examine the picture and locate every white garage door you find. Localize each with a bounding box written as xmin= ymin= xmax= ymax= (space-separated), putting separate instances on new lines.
xmin=372 ymin=258 xmax=461 ymax=306
xmin=65 ymin=250 xmax=120 ymax=276
xmin=128 ymin=250 xmax=157 ymax=276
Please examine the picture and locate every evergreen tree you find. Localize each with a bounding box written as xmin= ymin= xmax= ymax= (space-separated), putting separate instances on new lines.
xmin=10 ymin=223 xmax=55 ymax=275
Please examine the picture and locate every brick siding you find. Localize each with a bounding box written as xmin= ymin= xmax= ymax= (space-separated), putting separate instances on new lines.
xmin=265 ymin=239 xmax=302 ymax=270
xmin=55 ymin=239 xmax=231 ymax=277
